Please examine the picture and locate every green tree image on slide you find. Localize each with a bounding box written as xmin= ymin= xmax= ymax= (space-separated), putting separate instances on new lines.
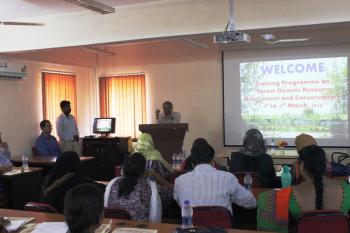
xmin=325 ymin=60 xmax=348 ymax=137
xmin=240 ymin=62 xmax=265 ymax=118
xmin=240 ymin=57 xmax=348 ymax=138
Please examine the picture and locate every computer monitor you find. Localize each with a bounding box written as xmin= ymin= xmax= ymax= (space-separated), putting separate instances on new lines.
xmin=93 ymin=118 xmax=116 ymax=136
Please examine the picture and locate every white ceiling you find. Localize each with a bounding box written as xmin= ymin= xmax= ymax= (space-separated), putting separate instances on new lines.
xmin=0 ymin=0 xmax=158 ymax=20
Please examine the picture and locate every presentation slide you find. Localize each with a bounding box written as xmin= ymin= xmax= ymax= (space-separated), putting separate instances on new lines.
xmin=224 ymin=54 xmax=349 ymax=147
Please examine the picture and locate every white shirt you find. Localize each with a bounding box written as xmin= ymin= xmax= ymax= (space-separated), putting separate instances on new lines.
xmin=174 ymin=164 xmax=256 ymax=214
xmin=157 ymin=111 xmax=181 ymax=124
xmin=56 ymin=113 xmax=79 ymax=141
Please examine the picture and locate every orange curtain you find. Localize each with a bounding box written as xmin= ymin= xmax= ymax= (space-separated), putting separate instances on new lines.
xmin=42 ymin=72 xmax=77 ymax=137
xmin=99 ymin=74 xmax=146 ymax=138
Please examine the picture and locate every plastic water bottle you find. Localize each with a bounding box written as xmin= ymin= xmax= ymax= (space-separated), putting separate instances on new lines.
xmin=172 ymin=153 xmax=177 ymax=170
xmin=243 ymin=172 xmax=253 ymax=191
xmin=146 ymin=160 xmax=153 ymax=171
xmin=181 ymin=200 xmax=193 ymax=228
xmin=270 ymin=139 xmax=276 ymax=155
xmin=21 ymin=153 xmax=29 ymax=171
xmin=281 ymin=165 xmax=292 ymax=188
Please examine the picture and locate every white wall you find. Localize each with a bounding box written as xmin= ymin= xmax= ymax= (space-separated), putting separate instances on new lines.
xmin=0 ymin=58 xmax=96 ymax=157
xmin=98 ymin=58 xmax=222 ymax=153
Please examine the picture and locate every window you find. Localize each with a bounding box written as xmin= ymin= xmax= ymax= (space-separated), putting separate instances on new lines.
xmin=42 ymin=72 xmax=77 ymax=136
xmin=99 ymin=74 xmax=146 ymax=138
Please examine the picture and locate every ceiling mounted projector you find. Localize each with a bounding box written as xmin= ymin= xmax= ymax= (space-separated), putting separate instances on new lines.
xmin=214 ymin=31 xmax=250 ymax=44
xmin=214 ymin=0 xmax=250 ymax=44
xmin=63 ymin=0 xmax=115 ymax=14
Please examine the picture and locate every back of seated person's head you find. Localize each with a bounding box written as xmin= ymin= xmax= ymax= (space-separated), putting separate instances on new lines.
xmin=136 ymin=133 xmax=155 ymax=151
xmin=240 ymin=129 xmax=266 ymax=157
xmin=298 ymin=145 xmax=327 ymax=209
xmin=44 ymin=151 xmax=80 ymax=187
xmin=295 ymin=133 xmax=317 ymax=153
xmin=191 ymin=138 xmax=209 ymax=154
xmin=64 ymin=183 xmax=103 ymax=233
xmin=119 ymin=153 xmax=146 ymax=197
xmin=192 ymin=141 xmax=215 ymax=166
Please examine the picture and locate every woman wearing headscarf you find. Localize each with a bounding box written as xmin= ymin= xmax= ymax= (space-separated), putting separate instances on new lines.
xmin=135 ymin=133 xmax=173 ymax=178
xmin=42 ymin=151 xmax=105 ymax=213
xmin=295 ymin=133 xmax=317 ymax=152
xmin=292 ymin=133 xmax=318 ymax=184
xmin=230 ymin=129 xmax=276 ymax=188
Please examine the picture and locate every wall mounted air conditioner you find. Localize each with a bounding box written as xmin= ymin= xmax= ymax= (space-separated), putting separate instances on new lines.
xmin=0 ymin=61 xmax=27 ymax=80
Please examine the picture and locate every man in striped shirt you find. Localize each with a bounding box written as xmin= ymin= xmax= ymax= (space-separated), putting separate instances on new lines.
xmin=174 ymin=141 xmax=256 ymax=214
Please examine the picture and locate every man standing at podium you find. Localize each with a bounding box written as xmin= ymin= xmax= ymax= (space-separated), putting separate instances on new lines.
xmin=155 ymin=101 xmax=181 ymax=124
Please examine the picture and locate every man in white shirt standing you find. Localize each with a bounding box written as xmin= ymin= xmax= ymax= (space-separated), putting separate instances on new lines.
xmin=155 ymin=101 xmax=181 ymax=124
xmin=56 ymin=100 xmax=80 ymax=155
xmin=174 ymin=141 xmax=256 ymax=214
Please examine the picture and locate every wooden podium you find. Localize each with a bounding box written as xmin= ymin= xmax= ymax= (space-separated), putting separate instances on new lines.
xmin=139 ymin=123 xmax=189 ymax=163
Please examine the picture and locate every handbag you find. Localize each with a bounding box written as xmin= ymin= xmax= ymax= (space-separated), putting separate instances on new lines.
xmin=148 ymin=179 xmax=162 ymax=223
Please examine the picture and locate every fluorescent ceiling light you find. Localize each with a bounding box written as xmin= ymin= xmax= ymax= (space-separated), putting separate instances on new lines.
xmin=266 ymin=38 xmax=310 ymax=44
xmin=63 ymin=0 xmax=115 ymax=14
xmin=260 ymin=34 xmax=275 ymax=40
xmin=182 ymin=38 xmax=208 ymax=48
xmin=81 ymin=47 xmax=115 ymax=55
xmin=0 ymin=21 xmax=44 ymax=26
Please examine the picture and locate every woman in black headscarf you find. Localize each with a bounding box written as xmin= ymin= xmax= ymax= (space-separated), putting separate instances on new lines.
xmin=229 ymin=129 xmax=276 ymax=187
xmin=42 ymin=151 xmax=104 ymax=213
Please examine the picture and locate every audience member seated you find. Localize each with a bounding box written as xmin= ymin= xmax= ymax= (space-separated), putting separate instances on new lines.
xmin=174 ymin=140 xmax=256 ymax=215
xmin=42 ymin=151 xmax=105 ymax=213
xmin=0 ymin=132 xmax=11 ymax=160
xmin=64 ymin=183 xmax=103 ymax=233
xmin=135 ymin=133 xmax=174 ymax=178
xmin=183 ymin=138 xmax=227 ymax=171
xmin=104 ymin=153 xmax=173 ymax=221
xmin=35 ymin=120 xmax=61 ymax=157
xmin=229 ymin=129 xmax=276 ymax=187
xmin=0 ymin=135 xmax=12 ymax=208
xmin=257 ymin=145 xmax=350 ymax=233
xmin=292 ymin=134 xmax=331 ymax=184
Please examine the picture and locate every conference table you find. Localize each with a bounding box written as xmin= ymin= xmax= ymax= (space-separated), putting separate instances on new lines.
xmin=11 ymin=155 xmax=95 ymax=178
xmin=216 ymin=149 xmax=298 ymax=166
xmin=1 ymin=208 xmax=274 ymax=233
xmin=0 ymin=167 xmax=42 ymax=209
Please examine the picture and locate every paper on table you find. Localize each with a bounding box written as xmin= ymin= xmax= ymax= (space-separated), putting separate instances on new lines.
xmin=3 ymin=170 xmax=21 ymax=175
xmin=31 ymin=222 xmax=68 ymax=233
xmin=96 ymin=222 xmax=112 ymax=233
xmin=5 ymin=220 xmax=27 ymax=232
xmin=112 ymin=228 xmax=157 ymax=233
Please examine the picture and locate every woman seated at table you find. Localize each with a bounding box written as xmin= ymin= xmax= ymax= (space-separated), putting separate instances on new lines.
xmin=183 ymin=138 xmax=226 ymax=171
xmin=229 ymin=129 xmax=276 ymax=187
xmin=64 ymin=183 xmax=103 ymax=233
xmin=0 ymin=137 xmax=12 ymax=208
xmin=292 ymin=133 xmax=332 ymax=184
xmin=42 ymin=151 xmax=105 ymax=213
xmin=257 ymin=145 xmax=350 ymax=233
xmin=135 ymin=133 xmax=174 ymax=178
xmin=104 ymin=153 xmax=173 ymax=221
xmin=0 ymin=131 xmax=12 ymax=174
